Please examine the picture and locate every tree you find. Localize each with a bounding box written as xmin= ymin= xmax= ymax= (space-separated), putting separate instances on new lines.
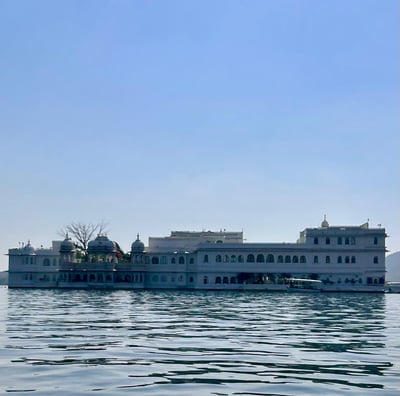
xmin=58 ymin=221 xmax=108 ymax=254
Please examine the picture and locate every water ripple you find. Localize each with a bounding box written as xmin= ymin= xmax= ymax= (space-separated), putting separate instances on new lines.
xmin=0 ymin=289 xmax=399 ymax=395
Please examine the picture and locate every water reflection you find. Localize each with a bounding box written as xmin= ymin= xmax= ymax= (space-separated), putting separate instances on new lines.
xmin=1 ymin=289 xmax=399 ymax=395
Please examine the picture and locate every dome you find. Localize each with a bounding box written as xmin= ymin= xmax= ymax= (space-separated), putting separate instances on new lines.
xmin=321 ymin=215 xmax=329 ymax=228
xmin=87 ymin=235 xmax=115 ymax=254
xmin=60 ymin=237 xmax=75 ymax=253
xmin=131 ymin=233 xmax=145 ymax=253
xmin=22 ymin=241 xmax=35 ymax=255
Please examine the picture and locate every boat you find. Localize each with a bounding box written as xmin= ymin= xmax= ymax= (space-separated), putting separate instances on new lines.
xmin=386 ymin=282 xmax=400 ymax=293
xmin=286 ymin=278 xmax=322 ymax=292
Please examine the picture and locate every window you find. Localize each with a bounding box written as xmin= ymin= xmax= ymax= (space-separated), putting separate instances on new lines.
xmin=230 ymin=276 xmax=236 ymax=284
xmin=314 ymin=237 xmax=318 ymax=245
xmin=351 ymin=256 xmax=356 ymax=263
xmin=374 ymin=237 xmax=378 ymax=245
xmin=215 ymin=276 xmax=221 ymax=284
xmin=326 ymin=237 xmax=330 ymax=245
xmin=373 ymin=256 xmax=379 ymax=264
xmin=278 ymin=255 xmax=283 ymax=263
xmin=350 ymin=237 xmax=355 ymax=245
xmin=203 ymin=254 xmax=209 ymax=263
xmin=247 ymin=254 xmax=255 ymax=263
xmin=267 ymin=254 xmax=274 ymax=263
xmin=292 ymin=256 xmax=298 ymax=263
xmin=338 ymin=237 xmax=342 ymax=245
xmin=151 ymin=256 xmax=159 ymax=264
xmin=171 ymin=257 xmax=176 ymax=264
xmin=179 ymin=256 xmax=185 ymax=264
xmin=285 ymin=255 xmax=291 ymax=263
xmin=223 ymin=276 xmax=229 ymax=284
xmin=345 ymin=256 xmax=350 ymax=264
xmin=313 ymin=255 xmax=318 ymax=264
xmin=216 ymin=255 xmax=222 ymax=263
xmin=345 ymin=237 xmax=350 ymax=245
xmin=325 ymin=256 xmax=330 ymax=264
xmin=223 ymin=255 xmax=229 ymax=263
xmin=43 ymin=258 xmax=50 ymax=266
xmin=338 ymin=256 xmax=342 ymax=264
xmin=238 ymin=255 xmax=244 ymax=263
xmin=231 ymin=255 xmax=236 ymax=263
xmin=256 ymin=254 xmax=264 ymax=263
xmin=189 ymin=276 xmax=194 ymax=283
xmin=189 ymin=258 xmax=194 ymax=264
xmin=300 ymin=255 xmax=306 ymax=263
xmin=161 ymin=256 xmax=167 ymax=264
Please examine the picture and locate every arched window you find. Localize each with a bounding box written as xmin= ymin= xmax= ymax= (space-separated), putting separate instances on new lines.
xmin=277 ymin=255 xmax=283 ymax=263
xmin=231 ymin=255 xmax=236 ymax=263
xmin=325 ymin=256 xmax=330 ymax=264
xmin=204 ymin=254 xmax=209 ymax=263
xmin=300 ymin=256 xmax=306 ymax=263
xmin=215 ymin=276 xmax=221 ymax=284
xmin=216 ymin=255 xmax=222 ymax=263
xmin=151 ymin=256 xmax=159 ymax=264
xmin=171 ymin=257 xmax=176 ymax=264
xmin=230 ymin=276 xmax=236 ymax=284
xmin=338 ymin=256 xmax=342 ymax=264
xmin=256 ymin=254 xmax=264 ymax=263
xmin=223 ymin=276 xmax=229 ymax=284
xmin=43 ymin=258 xmax=50 ymax=266
xmin=351 ymin=256 xmax=356 ymax=263
xmin=285 ymin=255 xmax=291 ymax=263
xmin=97 ymin=274 xmax=103 ymax=282
xmin=292 ymin=256 xmax=298 ymax=263
xmin=373 ymin=256 xmax=379 ymax=264
xmin=267 ymin=254 xmax=274 ymax=263
xmin=247 ymin=254 xmax=255 ymax=263
xmin=178 ymin=256 xmax=185 ymax=264
xmin=223 ymin=255 xmax=229 ymax=263
xmin=238 ymin=255 xmax=244 ymax=263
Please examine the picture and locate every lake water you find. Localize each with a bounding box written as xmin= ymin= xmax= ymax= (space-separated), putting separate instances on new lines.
xmin=0 ymin=287 xmax=399 ymax=395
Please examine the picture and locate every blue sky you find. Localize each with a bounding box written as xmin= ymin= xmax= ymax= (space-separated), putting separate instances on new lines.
xmin=0 ymin=0 xmax=399 ymax=270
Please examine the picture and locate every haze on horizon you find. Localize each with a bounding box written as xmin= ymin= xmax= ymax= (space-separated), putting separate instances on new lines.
xmin=0 ymin=0 xmax=399 ymax=271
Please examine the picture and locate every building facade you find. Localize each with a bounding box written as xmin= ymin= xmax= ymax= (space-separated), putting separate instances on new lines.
xmin=8 ymin=218 xmax=387 ymax=292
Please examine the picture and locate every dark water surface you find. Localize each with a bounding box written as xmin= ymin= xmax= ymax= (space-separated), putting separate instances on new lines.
xmin=0 ymin=287 xmax=399 ymax=395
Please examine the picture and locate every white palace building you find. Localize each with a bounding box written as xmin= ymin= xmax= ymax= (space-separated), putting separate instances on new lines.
xmin=7 ymin=218 xmax=387 ymax=292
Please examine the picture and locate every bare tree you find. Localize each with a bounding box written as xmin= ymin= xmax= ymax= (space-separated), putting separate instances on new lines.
xmin=58 ymin=221 xmax=108 ymax=253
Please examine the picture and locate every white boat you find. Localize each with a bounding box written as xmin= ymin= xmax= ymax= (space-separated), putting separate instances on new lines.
xmin=386 ymin=282 xmax=400 ymax=293
xmin=286 ymin=278 xmax=322 ymax=292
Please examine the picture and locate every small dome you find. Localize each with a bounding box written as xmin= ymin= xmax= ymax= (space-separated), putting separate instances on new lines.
xmin=321 ymin=215 xmax=329 ymax=228
xmin=131 ymin=233 xmax=145 ymax=253
xmin=60 ymin=237 xmax=75 ymax=253
xmin=22 ymin=241 xmax=35 ymax=255
xmin=88 ymin=235 xmax=115 ymax=254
